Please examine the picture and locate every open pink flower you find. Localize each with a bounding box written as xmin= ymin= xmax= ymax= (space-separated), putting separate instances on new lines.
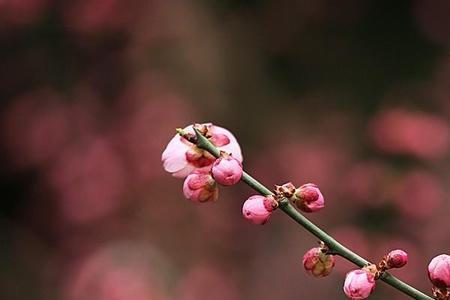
xmin=343 ymin=269 xmax=376 ymax=300
xmin=162 ymin=123 xmax=242 ymax=178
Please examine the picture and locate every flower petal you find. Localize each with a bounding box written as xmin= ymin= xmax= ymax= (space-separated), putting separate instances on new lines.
xmin=162 ymin=135 xmax=190 ymax=174
xmin=212 ymin=125 xmax=243 ymax=162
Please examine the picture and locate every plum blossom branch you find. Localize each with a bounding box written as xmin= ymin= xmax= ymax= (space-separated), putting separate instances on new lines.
xmin=191 ymin=127 xmax=434 ymax=300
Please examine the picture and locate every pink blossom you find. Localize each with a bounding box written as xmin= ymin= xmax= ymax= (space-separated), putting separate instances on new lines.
xmin=211 ymin=155 xmax=243 ymax=186
xmin=386 ymin=249 xmax=408 ymax=269
xmin=428 ymin=254 xmax=450 ymax=288
xmin=343 ymin=269 xmax=376 ymax=300
xmin=162 ymin=123 xmax=242 ymax=178
xmin=294 ymin=183 xmax=324 ymax=212
xmin=242 ymin=195 xmax=274 ymax=225
xmin=183 ymin=170 xmax=219 ymax=203
xmin=302 ymin=247 xmax=335 ymax=277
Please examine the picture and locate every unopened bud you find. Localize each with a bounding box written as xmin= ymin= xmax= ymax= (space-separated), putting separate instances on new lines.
xmin=211 ymin=155 xmax=243 ymax=186
xmin=428 ymin=254 xmax=450 ymax=289
xmin=302 ymin=247 xmax=335 ymax=277
xmin=242 ymin=195 xmax=275 ymax=225
xmin=294 ymin=183 xmax=324 ymax=212
xmin=385 ymin=249 xmax=408 ymax=269
xmin=183 ymin=170 xmax=219 ymax=202
xmin=343 ymin=269 xmax=376 ymax=300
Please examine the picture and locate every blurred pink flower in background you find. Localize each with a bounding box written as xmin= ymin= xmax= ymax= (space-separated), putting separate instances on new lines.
xmin=48 ymin=137 xmax=127 ymax=225
xmin=369 ymin=108 xmax=449 ymax=160
xmin=391 ymin=170 xmax=443 ymax=220
xmin=344 ymin=160 xmax=392 ymax=206
xmin=61 ymin=0 xmax=133 ymax=34
xmin=1 ymin=89 xmax=69 ymax=169
xmin=176 ymin=265 xmax=240 ymax=300
xmin=63 ymin=242 xmax=168 ymax=300
xmin=113 ymin=73 xmax=195 ymax=183
xmin=273 ymin=139 xmax=350 ymax=192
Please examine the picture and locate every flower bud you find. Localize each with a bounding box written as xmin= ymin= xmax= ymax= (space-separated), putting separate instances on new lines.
xmin=294 ymin=183 xmax=324 ymax=212
xmin=211 ymin=155 xmax=243 ymax=186
xmin=428 ymin=254 xmax=450 ymax=288
xmin=385 ymin=249 xmax=408 ymax=269
xmin=343 ymin=269 xmax=376 ymax=300
xmin=302 ymin=247 xmax=335 ymax=277
xmin=183 ymin=170 xmax=219 ymax=203
xmin=242 ymin=195 xmax=275 ymax=225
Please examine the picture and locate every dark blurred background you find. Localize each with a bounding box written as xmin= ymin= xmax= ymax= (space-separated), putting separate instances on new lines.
xmin=1 ymin=0 xmax=449 ymax=299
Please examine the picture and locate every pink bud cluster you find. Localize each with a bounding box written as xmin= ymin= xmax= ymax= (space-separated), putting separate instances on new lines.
xmin=276 ymin=182 xmax=325 ymax=212
xmin=162 ymin=123 xmax=243 ymax=203
xmin=162 ymin=123 xmax=242 ymax=178
xmin=242 ymin=182 xmax=325 ymax=225
xmin=162 ymin=124 xmax=325 ymax=225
